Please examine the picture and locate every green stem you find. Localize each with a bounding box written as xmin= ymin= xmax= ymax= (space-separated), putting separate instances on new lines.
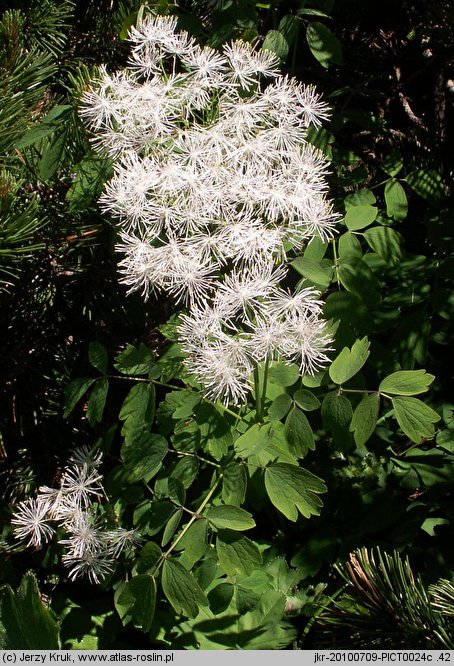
xmin=152 ymin=475 xmax=223 ymax=574
xmin=254 ymin=366 xmax=262 ymax=421
xmin=331 ymin=238 xmax=341 ymax=289
xmin=168 ymin=448 xmax=221 ymax=469
xmin=340 ymin=388 xmax=378 ymax=395
xmin=108 ymin=374 xmax=245 ymax=421
xmin=260 ymin=358 xmax=270 ymax=423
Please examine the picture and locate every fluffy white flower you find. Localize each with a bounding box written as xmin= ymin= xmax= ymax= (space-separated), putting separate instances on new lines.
xmin=216 ymin=219 xmax=285 ymax=265
xmin=104 ymin=528 xmax=142 ymax=557
xmin=223 ymin=41 xmax=280 ymax=88
xmin=62 ymin=552 xmax=113 ymax=585
xmin=283 ymin=314 xmax=333 ymax=375
xmin=181 ymin=44 xmax=228 ymax=86
xmin=214 ymin=264 xmax=287 ymax=320
xmin=80 ymin=16 xmax=339 ymax=404
xmin=186 ymin=335 xmax=253 ymax=405
xmin=61 ymin=462 xmax=104 ymax=509
xmin=129 ymin=15 xmax=194 ymax=61
xmin=59 ymin=513 xmax=105 ymax=558
xmin=11 ymin=498 xmax=54 ymax=547
xmin=268 ymin=286 xmax=324 ymax=319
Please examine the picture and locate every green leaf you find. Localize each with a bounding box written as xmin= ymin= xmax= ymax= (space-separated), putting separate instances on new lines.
xmin=268 ymin=393 xmax=293 ymax=421
xmin=291 ymin=529 xmax=337 ymax=579
xmin=171 ymin=419 xmax=200 ymax=453
xmin=38 ymin=130 xmax=66 ymax=181
xmin=63 ymin=377 xmax=96 ymax=418
xmin=421 ymin=517 xmax=449 ymax=536
xmin=222 ymin=462 xmax=247 ymax=506
xmin=133 ymin=501 xmax=174 ymax=537
xmin=0 ymin=574 xmax=60 ymax=649
xmin=121 ymin=432 xmax=168 ymax=483
xmin=194 ymin=403 xmax=233 ymax=461
xmin=297 ymin=7 xmax=331 ymax=17
xmin=306 ymin=21 xmax=342 ymax=68
xmin=278 ymin=14 xmax=299 ymax=46
xmin=177 ymin=519 xmax=208 ymax=570
xmin=262 ymin=30 xmax=289 ymax=60
xmin=161 ymin=558 xmax=208 ymax=618
xmin=135 ymin=542 xmax=162 ymax=575
xmin=88 ymin=341 xmax=108 ymax=374
xmin=405 ymin=169 xmax=445 ymax=205
xmin=267 ymin=362 xmax=300 ymax=387
xmin=42 ymin=105 xmax=72 ymax=124
xmin=382 ymin=150 xmax=403 ymax=177
xmin=363 ymin=226 xmax=403 ymax=264
xmin=116 ymin=575 xmax=156 ymax=632
xmin=165 ymin=389 xmax=200 ymax=419
xmin=114 ymin=343 xmax=154 ymax=375
xmin=379 ymin=370 xmax=435 ymax=396
xmin=66 ymin=153 xmax=113 ymax=212
xmin=266 ymin=557 xmax=303 ymax=593
xmin=384 ymin=178 xmax=408 ymax=220
xmin=324 ymin=291 xmax=369 ymax=326
xmin=293 ymin=389 xmax=321 ymax=411
xmin=205 ymin=505 xmax=255 ymax=531
xmin=321 ymin=392 xmax=353 ymax=444
xmin=119 ymin=382 xmax=155 ymax=434
xmin=291 ymin=256 xmax=333 ymax=289
xmin=349 ymin=393 xmax=380 ymax=447
xmin=208 ymin=583 xmax=234 ymax=615
xmin=15 ymin=124 xmax=56 ymax=149
xmin=264 ymin=463 xmax=327 ymax=521
xmin=392 ymin=396 xmax=441 ymax=443
xmin=329 ymin=336 xmax=370 ymax=384
xmin=304 ymin=236 xmax=328 ymax=261
xmin=338 ymin=231 xmax=363 ymax=260
xmin=86 ymin=377 xmax=109 ymax=426
xmin=216 ymin=530 xmax=262 ymax=577
xmin=344 ymin=204 xmax=378 ymax=231
xmin=235 ymin=422 xmax=274 ymax=459
xmin=284 ymin=406 xmax=315 ymax=457
xmin=338 ymin=259 xmax=379 ymax=304
xmin=345 ymin=189 xmax=376 ymax=207
xmin=171 ymin=456 xmax=199 ymax=489
xmin=161 ymin=508 xmax=183 ymax=547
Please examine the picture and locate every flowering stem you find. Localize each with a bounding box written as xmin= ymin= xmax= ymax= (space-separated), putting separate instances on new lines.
xmin=331 ymin=238 xmax=341 ymax=289
xmin=260 ymin=358 xmax=270 ymax=423
xmin=254 ymin=366 xmax=262 ymax=422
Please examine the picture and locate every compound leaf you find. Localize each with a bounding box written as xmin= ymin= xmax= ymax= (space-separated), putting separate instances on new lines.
xmin=392 ymin=396 xmax=441 ymax=443
xmin=264 ymin=463 xmax=326 ymax=521
xmin=284 ymin=406 xmax=315 ymax=457
xmin=329 ymin=337 xmax=370 ymax=385
xmin=205 ymin=505 xmax=255 ymax=531
xmin=216 ymin=530 xmax=262 ymax=577
xmin=162 ymin=558 xmax=208 ymax=618
xmin=349 ymin=393 xmax=380 ymax=447
xmin=379 ymin=370 xmax=435 ymax=396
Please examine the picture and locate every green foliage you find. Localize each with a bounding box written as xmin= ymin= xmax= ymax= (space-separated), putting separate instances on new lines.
xmin=116 ymin=575 xmax=156 ymax=632
xmin=0 ymin=574 xmax=60 ymax=649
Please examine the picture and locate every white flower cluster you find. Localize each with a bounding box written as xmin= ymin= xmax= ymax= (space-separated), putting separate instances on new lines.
xmin=11 ymin=447 xmax=139 ymax=584
xmin=80 ymin=15 xmax=338 ymax=404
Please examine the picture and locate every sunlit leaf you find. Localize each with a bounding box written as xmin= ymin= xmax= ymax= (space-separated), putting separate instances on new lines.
xmin=264 ymin=463 xmax=326 ymax=521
